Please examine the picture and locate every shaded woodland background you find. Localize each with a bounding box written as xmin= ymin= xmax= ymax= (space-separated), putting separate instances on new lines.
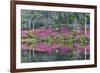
xmin=21 ymin=10 xmax=90 ymax=30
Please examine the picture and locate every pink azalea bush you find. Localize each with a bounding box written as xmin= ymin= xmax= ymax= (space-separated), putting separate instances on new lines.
xmin=21 ymin=25 xmax=90 ymax=60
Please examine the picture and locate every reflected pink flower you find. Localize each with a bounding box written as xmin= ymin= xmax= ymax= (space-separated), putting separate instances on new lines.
xmin=50 ymin=43 xmax=60 ymax=49
xmin=85 ymin=32 xmax=90 ymax=38
xmin=21 ymin=43 xmax=28 ymax=49
xmin=60 ymin=46 xmax=69 ymax=54
xmin=84 ymin=44 xmax=90 ymax=50
xmin=35 ymin=43 xmax=48 ymax=49
xmin=35 ymin=43 xmax=52 ymax=54
xmin=74 ymin=43 xmax=80 ymax=48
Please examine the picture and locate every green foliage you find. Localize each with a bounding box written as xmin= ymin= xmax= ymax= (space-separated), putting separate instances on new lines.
xmin=21 ymin=10 xmax=90 ymax=30
xmin=80 ymin=35 xmax=87 ymax=46
xmin=65 ymin=35 xmax=74 ymax=46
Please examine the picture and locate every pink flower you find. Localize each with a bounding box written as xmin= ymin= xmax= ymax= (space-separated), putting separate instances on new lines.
xmin=21 ymin=30 xmax=29 ymax=37
xmin=46 ymin=27 xmax=53 ymax=33
xmin=50 ymin=32 xmax=58 ymax=37
xmin=37 ymin=32 xmax=48 ymax=37
xmin=60 ymin=27 xmax=69 ymax=34
xmin=35 ymin=28 xmax=52 ymax=37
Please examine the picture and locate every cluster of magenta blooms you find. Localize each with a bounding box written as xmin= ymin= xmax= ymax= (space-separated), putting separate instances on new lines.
xmin=21 ymin=25 xmax=90 ymax=56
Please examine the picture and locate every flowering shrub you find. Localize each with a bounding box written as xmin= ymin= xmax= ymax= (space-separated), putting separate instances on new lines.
xmin=21 ymin=25 xmax=90 ymax=62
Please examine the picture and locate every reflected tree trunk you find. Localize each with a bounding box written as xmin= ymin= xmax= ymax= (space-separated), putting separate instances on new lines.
xmin=85 ymin=17 xmax=87 ymax=60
